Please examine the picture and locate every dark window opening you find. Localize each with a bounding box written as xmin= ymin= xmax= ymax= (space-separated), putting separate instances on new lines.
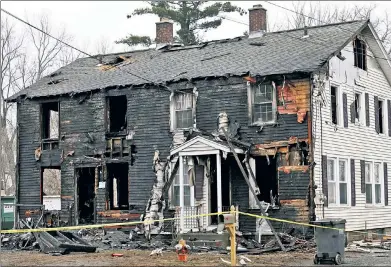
xmin=378 ymin=99 xmax=384 ymax=134
xmin=107 ymin=163 xmax=129 ymax=210
xmin=353 ymin=37 xmax=367 ymax=70
xmin=41 ymin=102 xmax=59 ymax=140
xmin=255 ymin=156 xmax=278 ymax=202
xmin=331 ymin=86 xmax=338 ymax=125
xmin=76 ymin=167 xmax=96 ymax=224
xmin=354 ymin=93 xmax=361 ymax=122
xmin=107 ymin=95 xmax=127 ymax=133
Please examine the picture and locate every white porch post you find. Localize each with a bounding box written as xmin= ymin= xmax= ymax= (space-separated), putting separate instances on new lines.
xmin=179 ymin=155 xmax=185 ymax=233
xmin=216 ymin=152 xmax=222 ymax=215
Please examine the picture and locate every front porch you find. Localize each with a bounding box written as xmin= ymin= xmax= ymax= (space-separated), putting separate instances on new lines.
xmin=169 ymin=136 xmax=244 ymax=233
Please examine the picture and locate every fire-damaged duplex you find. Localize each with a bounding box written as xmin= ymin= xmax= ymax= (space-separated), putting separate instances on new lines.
xmin=6 ymin=5 xmax=391 ymax=240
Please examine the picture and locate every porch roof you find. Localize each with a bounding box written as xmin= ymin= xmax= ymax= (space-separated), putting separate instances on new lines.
xmin=170 ymin=135 xmax=244 ymax=157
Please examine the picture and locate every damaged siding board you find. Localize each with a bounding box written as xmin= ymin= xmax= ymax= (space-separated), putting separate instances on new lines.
xmin=127 ymin=87 xmax=172 ymax=207
xmin=313 ymin=39 xmax=391 ymax=231
xmin=278 ymin=171 xmax=309 ymax=200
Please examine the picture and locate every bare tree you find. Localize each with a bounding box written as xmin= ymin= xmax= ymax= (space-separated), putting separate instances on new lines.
xmin=286 ymin=1 xmax=391 ymax=56
xmin=1 ymin=13 xmax=78 ymax=195
xmin=95 ymin=36 xmax=114 ymax=55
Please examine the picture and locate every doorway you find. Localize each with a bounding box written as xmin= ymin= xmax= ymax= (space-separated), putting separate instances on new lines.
xmin=255 ymin=156 xmax=277 ymax=202
xmin=106 ymin=163 xmax=129 ymax=210
xmin=76 ymin=167 xmax=95 ymax=224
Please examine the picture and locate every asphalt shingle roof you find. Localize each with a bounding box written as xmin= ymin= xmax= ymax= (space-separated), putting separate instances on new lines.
xmin=7 ymin=20 xmax=368 ymax=101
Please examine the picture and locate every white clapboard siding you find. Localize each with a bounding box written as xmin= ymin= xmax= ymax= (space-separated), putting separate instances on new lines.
xmin=313 ymin=35 xmax=391 ymax=231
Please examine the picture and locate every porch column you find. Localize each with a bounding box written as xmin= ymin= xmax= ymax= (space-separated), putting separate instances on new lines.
xmin=179 ymin=155 xmax=185 ymax=233
xmin=216 ymin=152 xmax=222 ymax=214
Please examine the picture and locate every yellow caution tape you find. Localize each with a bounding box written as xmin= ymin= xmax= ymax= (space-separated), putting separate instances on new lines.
xmin=0 ymin=211 xmax=228 ymax=234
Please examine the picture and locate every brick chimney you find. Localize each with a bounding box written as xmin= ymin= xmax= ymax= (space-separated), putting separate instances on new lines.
xmin=155 ymin=17 xmax=173 ymax=48
xmin=248 ymin=4 xmax=267 ymax=38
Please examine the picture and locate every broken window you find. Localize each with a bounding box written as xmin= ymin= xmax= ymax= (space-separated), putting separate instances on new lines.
xmin=171 ymin=93 xmax=194 ymax=130
xmin=327 ymin=158 xmax=348 ymax=205
xmin=330 ymin=86 xmax=340 ymax=125
xmin=172 ymin=162 xmax=193 ymax=206
xmin=107 ymin=163 xmax=129 ymax=210
xmin=251 ymin=83 xmax=276 ymax=124
xmin=353 ymin=37 xmax=367 ymax=71
xmin=41 ymin=102 xmax=59 ymax=140
xmin=378 ymin=99 xmax=385 ymax=134
xmin=354 ymin=93 xmax=362 ymax=123
xmin=41 ymin=168 xmax=61 ymax=210
xmin=106 ymin=95 xmax=127 ymax=133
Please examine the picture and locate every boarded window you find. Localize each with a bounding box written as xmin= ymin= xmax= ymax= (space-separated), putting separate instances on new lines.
xmin=252 ymin=84 xmax=276 ymax=124
xmin=353 ymin=37 xmax=367 ymax=71
xmin=174 ymin=93 xmax=194 ymax=129
xmin=41 ymin=102 xmax=59 ymax=140
xmin=107 ymin=95 xmax=127 ymax=133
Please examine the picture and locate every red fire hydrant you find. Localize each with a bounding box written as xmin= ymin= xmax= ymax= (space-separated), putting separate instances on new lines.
xmin=175 ymin=239 xmax=190 ymax=262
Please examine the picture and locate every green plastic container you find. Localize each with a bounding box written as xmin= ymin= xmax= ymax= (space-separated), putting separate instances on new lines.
xmin=1 ymin=196 xmax=15 ymax=230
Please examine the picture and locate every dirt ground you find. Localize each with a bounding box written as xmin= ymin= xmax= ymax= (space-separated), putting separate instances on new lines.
xmin=0 ymin=250 xmax=314 ymax=266
xmin=1 ymin=249 xmax=391 ymax=266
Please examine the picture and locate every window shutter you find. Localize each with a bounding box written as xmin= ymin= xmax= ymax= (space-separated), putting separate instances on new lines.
xmin=350 ymin=101 xmax=356 ymax=124
xmin=351 ymin=159 xmax=356 ymax=206
xmin=195 ymin=165 xmax=204 ymax=201
xmin=343 ymin=93 xmax=348 ymax=128
xmin=384 ymin=163 xmax=388 ymax=206
xmin=322 ymin=155 xmax=328 ymax=207
xmin=388 ymin=100 xmax=391 ymax=137
xmin=365 ymin=93 xmax=370 ymax=126
xmin=374 ymin=96 xmax=379 ymax=133
xmin=360 ymin=160 xmax=365 ymax=193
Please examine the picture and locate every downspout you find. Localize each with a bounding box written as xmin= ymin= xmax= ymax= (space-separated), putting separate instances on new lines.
xmin=308 ymin=74 xmax=316 ymax=222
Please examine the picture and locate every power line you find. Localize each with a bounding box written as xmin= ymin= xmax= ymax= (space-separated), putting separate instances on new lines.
xmin=217 ymin=9 xmax=390 ymax=62
xmin=263 ymin=1 xmax=391 ymax=45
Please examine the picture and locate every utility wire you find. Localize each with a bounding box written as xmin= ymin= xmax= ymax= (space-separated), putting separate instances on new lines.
xmin=263 ymin=0 xmax=391 ymax=45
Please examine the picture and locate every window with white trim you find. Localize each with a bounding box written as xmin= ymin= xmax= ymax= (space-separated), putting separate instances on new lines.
xmin=171 ymin=163 xmax=194 ymax=207
xmin=171 ymin=93 xmax=194 ymax=130
xmin=327 ymin=158 xmax=349 ymax=205
xmin=249 ymin=83 xmax=276 ymax=125
xmin=365 ymin=162 xmax=383 ymax=205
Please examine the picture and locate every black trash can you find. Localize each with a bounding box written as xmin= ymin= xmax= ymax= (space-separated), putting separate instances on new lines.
xmin=312 ymin=218 xmax=346 ymax=265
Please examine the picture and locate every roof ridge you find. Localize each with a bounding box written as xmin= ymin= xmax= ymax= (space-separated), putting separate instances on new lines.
xmin=269 ymin=19 xmax=368 ymax=34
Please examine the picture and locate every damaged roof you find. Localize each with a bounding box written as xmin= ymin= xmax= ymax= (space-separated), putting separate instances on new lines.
xmin=8 ymin=20 xmax=369 ymax=101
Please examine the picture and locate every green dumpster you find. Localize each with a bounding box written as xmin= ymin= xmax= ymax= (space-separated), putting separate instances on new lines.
xmin=1 ymin=196 xmax=15 ymax=230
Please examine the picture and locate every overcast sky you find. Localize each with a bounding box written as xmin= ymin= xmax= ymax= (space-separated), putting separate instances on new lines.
xmin=1 ymin=1 xmax=391 ymax=54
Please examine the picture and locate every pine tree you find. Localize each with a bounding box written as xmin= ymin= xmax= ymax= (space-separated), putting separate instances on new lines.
xmin=116 ymin=1 xmax=246 ymax=47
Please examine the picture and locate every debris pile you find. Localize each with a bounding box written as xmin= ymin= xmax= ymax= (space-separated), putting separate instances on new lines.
xmin=346 ymin=239 xmax=391 ymax=253
xmin=0 ymin=233 xmax=39 ymax=251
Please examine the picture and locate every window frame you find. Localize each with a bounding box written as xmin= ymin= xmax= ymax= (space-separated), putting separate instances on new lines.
xmin=170 ymin=92 xmax=196 ymax=131
xmin=327 ymin=157 xmax=350 ymax=207
xmin=169 ymin=160 xmax=195 ymax=209
xmin=353 ymin=91 xmax=365 ymax=125
xmin=377 ymin=98 xmax=386 ymax=135
xmin=40 ymin=101 xmax=60 ymax=141
xmin=330 ymin=85 xmax=342 ymax=126
xmin=353 ymin=37 xmax=367 ymax=71
xmin=365 ymin=161 xmax=384 ymax=206
xmin=247 ymin=81 xmax=277 ymax=126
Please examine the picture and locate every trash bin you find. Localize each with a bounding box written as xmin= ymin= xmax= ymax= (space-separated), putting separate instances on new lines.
xmin=312 ymin=218 xmax=346 ymax=265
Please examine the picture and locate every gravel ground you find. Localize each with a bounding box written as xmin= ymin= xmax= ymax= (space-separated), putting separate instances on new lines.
xmin=0 ymin=249 xmax=390 ymax=266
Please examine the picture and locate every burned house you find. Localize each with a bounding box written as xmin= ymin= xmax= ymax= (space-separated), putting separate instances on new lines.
xmin=6 ymin=5 xmax=391 ymax=239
